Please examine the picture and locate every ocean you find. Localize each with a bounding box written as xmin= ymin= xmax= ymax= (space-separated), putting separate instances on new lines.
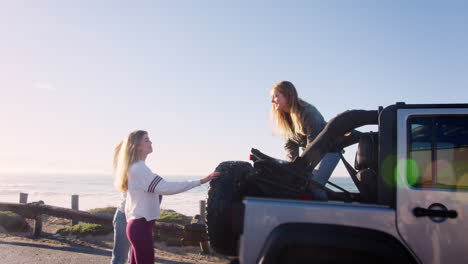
xmin=0 ymin=173 xmax=357 ymax=217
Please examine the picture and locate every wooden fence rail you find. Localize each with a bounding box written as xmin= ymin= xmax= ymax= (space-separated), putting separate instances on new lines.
xmin=0 ymin=201 xmax=208 ymax=246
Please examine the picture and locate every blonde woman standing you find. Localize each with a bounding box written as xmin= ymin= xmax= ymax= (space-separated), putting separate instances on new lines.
xmin=114 ymin=130 xmax=220 ymax=264
xmin=270 ymin=80 xmax=340 ymax=200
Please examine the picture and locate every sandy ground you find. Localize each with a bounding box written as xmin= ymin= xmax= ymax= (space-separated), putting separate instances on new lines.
xmin=0 ymin=216 xmax=232 ymax=264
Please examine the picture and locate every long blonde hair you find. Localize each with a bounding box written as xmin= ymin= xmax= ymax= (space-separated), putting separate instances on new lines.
xmin=270 ymin=81 xmax=307 ymax=139
xmin=114 ymin=130 xmax=148 ymax=192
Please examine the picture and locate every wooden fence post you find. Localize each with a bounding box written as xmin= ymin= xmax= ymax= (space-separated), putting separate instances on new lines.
xmin=71 ymin=194 xmax=79 ymax=225
xmin=19 ymin=193 xmax=28 ymax=203
xmin=199 ymin=200 xmax=210 ymax=254
xmin=33 ymin=215 xmax=43 ymax=237
xmin=32 ymin=201 xmax=45 ymax=237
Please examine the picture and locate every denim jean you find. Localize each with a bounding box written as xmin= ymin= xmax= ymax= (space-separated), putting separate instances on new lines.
xmin=111 ymin=210 xmax=131 ymax=264
xmin=309 ymin=152 xmax=340 ymax=200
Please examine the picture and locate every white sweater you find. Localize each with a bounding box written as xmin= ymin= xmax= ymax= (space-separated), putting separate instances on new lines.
xmin=125 ymin=161 xmax=201 ymax=221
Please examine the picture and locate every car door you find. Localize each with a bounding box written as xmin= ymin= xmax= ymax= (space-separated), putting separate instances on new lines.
xmin=396 ymin=108 xmax=468 ymax=264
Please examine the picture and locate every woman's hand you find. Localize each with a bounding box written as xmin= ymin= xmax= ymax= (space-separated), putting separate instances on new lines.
xmin=200 ymin=172 xmax=221 ymax=184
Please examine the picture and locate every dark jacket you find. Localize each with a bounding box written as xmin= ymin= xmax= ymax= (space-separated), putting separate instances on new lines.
xmin=284 ymin=102 xmax=326 ymax=161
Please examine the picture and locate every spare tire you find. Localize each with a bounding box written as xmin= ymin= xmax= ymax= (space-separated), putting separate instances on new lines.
xmin=207 ymin=161 xmax=253 ymax=256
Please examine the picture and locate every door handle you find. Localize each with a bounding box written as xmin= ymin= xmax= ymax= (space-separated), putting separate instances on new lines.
xmin=413 ymin=203 xmax=458 ymax=219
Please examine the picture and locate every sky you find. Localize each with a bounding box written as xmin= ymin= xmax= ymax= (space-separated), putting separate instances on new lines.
xmin=1 ymin=1 xmax=467 ymax=178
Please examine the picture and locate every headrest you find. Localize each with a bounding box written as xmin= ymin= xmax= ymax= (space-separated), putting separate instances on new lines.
xmin=354 ymin=132 xmax=378 ymax=170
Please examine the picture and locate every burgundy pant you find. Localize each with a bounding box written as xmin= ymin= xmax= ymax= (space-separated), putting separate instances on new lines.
xmin=126 ymin=217 xmax=155 ymax=264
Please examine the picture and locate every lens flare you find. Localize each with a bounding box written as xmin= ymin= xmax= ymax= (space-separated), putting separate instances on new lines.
xmin=406 ymin=159 xmax=420 ymax=186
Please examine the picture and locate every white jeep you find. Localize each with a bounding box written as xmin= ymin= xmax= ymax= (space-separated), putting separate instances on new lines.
xmin=206 ymin=103 xmax=468 ymax=264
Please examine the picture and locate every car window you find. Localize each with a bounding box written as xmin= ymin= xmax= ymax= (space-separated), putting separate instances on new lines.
xmin=407 ymin=116 xmax=468 ymax=190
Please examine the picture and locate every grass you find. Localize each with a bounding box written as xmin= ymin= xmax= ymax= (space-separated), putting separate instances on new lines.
xmin=0 ymin=211 xmax=29 ymax=232
xmin=158 ymin=209 xmax=192 ymax=225
xmin=0 ymin=206 xmax=192 ymax=237
xmin=56 ymin=222 xmax=112 ymax=237
xmin=86 ymin=207 xmax=193 ymax=225
xmin=87 ymin=206 xmax=117 ymax=218
xmin=56 ymin=206 xmax=115 ymax=237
